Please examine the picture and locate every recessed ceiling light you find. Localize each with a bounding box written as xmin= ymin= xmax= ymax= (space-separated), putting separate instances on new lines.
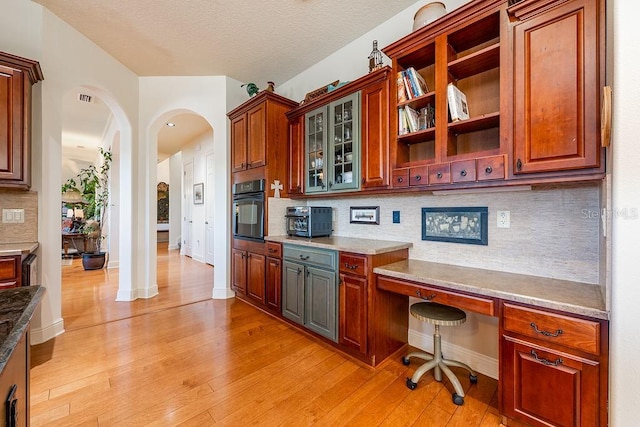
xmin=166 ymin=122 xmax=176 ymax=127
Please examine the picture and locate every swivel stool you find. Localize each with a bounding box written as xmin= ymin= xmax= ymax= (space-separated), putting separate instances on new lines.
xmin=403 ymin=301 xmax=477 ymax=405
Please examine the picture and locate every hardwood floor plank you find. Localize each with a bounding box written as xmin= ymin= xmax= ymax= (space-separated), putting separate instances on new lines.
xmin=30 ymin=243 xmax=504 ymax=426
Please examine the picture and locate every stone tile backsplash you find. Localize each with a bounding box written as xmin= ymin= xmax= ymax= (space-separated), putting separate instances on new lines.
xmin=269 ymin=183 xmax=601 ymax=284
xmin=0 ymin=190 xmax=38 ymax=244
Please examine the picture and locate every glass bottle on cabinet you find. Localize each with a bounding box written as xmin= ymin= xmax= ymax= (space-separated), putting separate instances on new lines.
xmin=305 ymin=92 xmax=360 ymax=194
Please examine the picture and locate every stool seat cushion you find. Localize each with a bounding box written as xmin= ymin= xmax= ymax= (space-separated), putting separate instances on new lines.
xmin=410 ymin=302 xmax=466 ymax=326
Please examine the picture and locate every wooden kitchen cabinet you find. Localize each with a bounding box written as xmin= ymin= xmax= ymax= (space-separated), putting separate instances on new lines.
xmin=339 ymin=253 xmax=368 ymax=354
xmin=0 ymin=329 xmax=28 ymax=426
xmin=286 ymin=67 xmax=392 ymax=196
xmin=265 ymin=242 xmax=282 ymax=313
xmin=0 ymin=255 xmax=21 ymax=289
xmin=232 ymin=248 xmax=265 ymax=304
xmin=510 ymin=0 xmax=604 ymax=175
xmin=227 ymin=91 xmax=298 ymax=178
xmin=361 ymin=73 xmax=390 ymax=189
xmin=500 ymin=302 xmax=608 ymax=427
xmin=0 ymin=51 xmax=44 ymax=190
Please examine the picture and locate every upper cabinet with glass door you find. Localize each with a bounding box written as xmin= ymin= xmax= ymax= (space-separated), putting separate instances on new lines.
xmin=305 ymin=93 xmax=361 ymax=194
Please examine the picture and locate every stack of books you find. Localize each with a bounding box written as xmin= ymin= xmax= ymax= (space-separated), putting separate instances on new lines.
xmin=397 ymin=67 xmax=429 ymax=102
xmin=398 ymin=104 xmax=435 ymax=135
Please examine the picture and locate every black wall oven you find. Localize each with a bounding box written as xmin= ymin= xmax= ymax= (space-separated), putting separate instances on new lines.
xmin=232 ymin=179 xmax=265 ymax=241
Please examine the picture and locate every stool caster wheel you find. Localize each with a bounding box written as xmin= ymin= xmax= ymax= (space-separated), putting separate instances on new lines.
xmin=402 ymin=357 xmax=411 ymax=366
xmin=452 ymin=393 xmax=464 ymax=406
xmin=406 ymin=378 xmax=417 ymax=390
xmin=469 ymin=374 xmax=478 ymax=384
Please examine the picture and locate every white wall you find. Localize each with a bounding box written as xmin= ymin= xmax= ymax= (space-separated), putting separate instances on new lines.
xmin=610 ymin=2 xmax=640 ymax=424
xmin=138 ymin=76 xmax=237 ymax=299
xmin=157 ymin=158 xmax=170 ymax=184
xmin=1 ymin=0 xmax=140 ymax=343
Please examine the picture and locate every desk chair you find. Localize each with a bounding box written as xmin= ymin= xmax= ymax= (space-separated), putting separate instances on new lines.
xmin=403 ymin=301 xmax=477 ymax=405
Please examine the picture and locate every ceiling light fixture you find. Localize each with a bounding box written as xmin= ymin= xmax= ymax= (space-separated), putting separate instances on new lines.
xmin=166 ymin=122 xmax=176 ymax=127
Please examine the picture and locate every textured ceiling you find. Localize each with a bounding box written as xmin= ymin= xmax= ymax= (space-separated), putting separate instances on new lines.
xmin=34 ymin=0 xmax=418 ymax=86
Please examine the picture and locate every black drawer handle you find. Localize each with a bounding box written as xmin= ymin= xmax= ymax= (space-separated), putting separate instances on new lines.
xmin=299 ymin=255 xmax=310 ymax=261
xmin=416 ymin=290 xmax=436 ymax=301
xmin=530 ymin=349 xmax=563 ymax=366
xmin=344 ymin=262 xmax=358 ymax=270
xmin=460 ymin=170 xmax=467 ymax=177
xmin=516 ymin=159 xmax=523 ymax=171
xmin=485 ymin=166 xmax=493 ymax=174
xmin=436 ymin=172 xmax=443 ymax=179
xmin=530 ymin=322 xmax=563 ymax=337
xmin=397 ymin=176 xmax=404 ymax=183
xmin=415 ymin=175 xmax=422 ymax=181
xmin=268 ymin=248 xmax=276 ymax=253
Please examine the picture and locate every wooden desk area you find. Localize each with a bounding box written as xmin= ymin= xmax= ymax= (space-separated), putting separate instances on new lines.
xmin=62 ymin=232 xmax=86 ymax=256
xmin=375 ymin=259 xmax=609 ymax=427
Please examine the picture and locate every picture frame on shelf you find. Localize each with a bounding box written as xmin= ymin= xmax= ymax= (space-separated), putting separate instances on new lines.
xmin=193 ymin=183 xmax=204 ymax=204
xmin=421 ymin=207 xmax=488 ymax=245
xmin=350 ymin=206 xmax=380 ymax=224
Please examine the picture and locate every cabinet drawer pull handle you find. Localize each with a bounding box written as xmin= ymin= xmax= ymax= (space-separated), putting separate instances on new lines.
xmin=398 ymin=176 xmax=404 ymax=183
xmin=530 ymin=349 xmax=563 ymax=366
xmin=530 ymin=322 xmax=563 ymax=337
xmin=268 ymin=248 xmax=275 ymax=253
xmin=485 ymin=166 xmax=492 ymax=174
xmin=416 ymin=290 xmax=436 ymax=301
xmin=362 ymin=178 xmax=366 ymax=185
xmin=299 ymin=255 xmax=310 ymax=261
xmin=296 ymin=268 xmax=302 ymax=275
xmin=460 ymin=170 xmax=467 ymax=177
xmin=516 ymin=159 xmax=523 ymax=171
xmin=344 ymin=262 xmax=358 ymax=270
xmin=415 ymin=175 xmax=422 ymax=181
xmin=436 ymin=172 xmax=443 ymax=179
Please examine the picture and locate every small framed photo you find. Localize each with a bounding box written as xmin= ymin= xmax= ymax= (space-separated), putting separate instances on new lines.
xmin=350 ymin=206 xmax=380 ymax=224
xmin=193 ymin=183 xmax=204 ymax=204
xmin=422 ymin=207 xmax=488 ymax=245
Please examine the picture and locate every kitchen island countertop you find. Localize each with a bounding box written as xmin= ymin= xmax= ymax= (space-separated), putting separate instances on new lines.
xmin=0 ymin=242 xmax=38 ymax=256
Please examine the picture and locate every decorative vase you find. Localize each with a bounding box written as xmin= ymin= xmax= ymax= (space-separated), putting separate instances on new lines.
xmin=82 ymin=252 xmax=106 ymax=270
xmin=413 ymin=2 xmax=447 ymax=31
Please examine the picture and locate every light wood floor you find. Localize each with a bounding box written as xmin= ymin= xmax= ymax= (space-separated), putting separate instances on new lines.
xmin=30 ymin=244 xmax=510 ymax=426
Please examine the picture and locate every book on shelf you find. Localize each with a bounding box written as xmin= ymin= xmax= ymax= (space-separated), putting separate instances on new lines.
xmin=447 ymin=83 xmax=470 ymax=122
xmin=404 ymin=105 xmax=420 ymax=133
xmin=406 ymin=67 xmax=429 ymax=96
xmin=396 ymin=72 xmax=407 ymax=103
xmin=402 ymin=71 xmax=415 ymax=99
xmin=398 ymin=107 xmax=410 ymax=135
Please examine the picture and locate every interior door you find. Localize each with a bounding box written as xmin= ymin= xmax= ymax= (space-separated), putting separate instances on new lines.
xmin=205 ymin=152 xmax=215 ymax=265
xmin=182 ymin=161 xmax=193 ymax=257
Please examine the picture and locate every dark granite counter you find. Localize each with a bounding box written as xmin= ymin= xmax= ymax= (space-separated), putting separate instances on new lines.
xmin=0 ymin=286 xmax=45 ymax=372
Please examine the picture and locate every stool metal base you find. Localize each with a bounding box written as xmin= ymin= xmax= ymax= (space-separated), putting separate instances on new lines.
xmin=404 ymin=324 xmax=477 ymax=405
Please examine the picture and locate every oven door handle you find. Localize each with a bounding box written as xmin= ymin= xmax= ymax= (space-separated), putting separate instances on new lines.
xmin=233 ymin=192 xmax=264 ymax=202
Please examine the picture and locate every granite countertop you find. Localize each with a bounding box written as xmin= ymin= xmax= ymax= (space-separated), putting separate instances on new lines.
xmin=0 ymin=242 xmax=39 ymax=256
xmin=0 ymin=286 xmax=46 ymax=372
xmin=374 ymin=259 xmax=608 ymax=320
xmin=265 ymin=235 xmax=413 ymax=255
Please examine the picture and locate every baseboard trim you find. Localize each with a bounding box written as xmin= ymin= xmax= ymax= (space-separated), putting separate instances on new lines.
xmin=139 ymin=285 xmax=159 ymax=299
xmin=30 ymin=317 xmax=65 ymax=345
xmin=408 ymin=329 xmax=499 ymax=380
xmin=212 ymin=288 xmax=236 ymax=299
xmin=116 ymin=288 xmax=138 ymax=301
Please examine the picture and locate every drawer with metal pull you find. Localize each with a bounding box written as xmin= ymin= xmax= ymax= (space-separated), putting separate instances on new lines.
xmin=283 ymin=244 xmax=337 ymax=270
xmin=339 ymin=253 xmax=367 ymax=276
xmin=502 ymin=303 xmax=601 ymax=356
xmin=266 ymin=242 xmax=282 ymax=258
xmin=377 ymin=276 xmax=496 ymax=316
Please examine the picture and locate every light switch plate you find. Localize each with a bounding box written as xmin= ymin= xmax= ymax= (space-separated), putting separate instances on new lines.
xmin=2 ymin=208 xmax=24 ymax=223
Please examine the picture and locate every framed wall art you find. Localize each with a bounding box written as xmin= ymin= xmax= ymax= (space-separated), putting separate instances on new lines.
xmin=350 ymin=206 xmax=380 ymax=224
xmin=193 ymin=183 xmax=204 ymax=204
xmin=421 ymin=207 xmax=488 ymax=245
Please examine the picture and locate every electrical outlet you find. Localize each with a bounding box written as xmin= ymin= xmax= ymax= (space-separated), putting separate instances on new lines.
xmin=497 ymin=210 xmax=510 ymax=228
xmin=2 ymin=209 xmax=24 ymax=224
xmin=392 ymin=211 xmax=400 ymax=224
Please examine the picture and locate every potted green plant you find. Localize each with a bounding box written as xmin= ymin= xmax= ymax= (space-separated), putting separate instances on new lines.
xmin=61 ymin=147 xmax=113 ymax=270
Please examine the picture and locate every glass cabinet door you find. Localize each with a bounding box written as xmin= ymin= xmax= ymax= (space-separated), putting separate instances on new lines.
xmin=305 ymin=107 xmax=326 ymax=193
xmin=328 ymin=93 xmax=360 ymax=191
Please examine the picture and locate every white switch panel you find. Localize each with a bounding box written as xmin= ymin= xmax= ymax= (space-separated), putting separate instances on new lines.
xmin=2 ymin=209 xmax=25 ymax=223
